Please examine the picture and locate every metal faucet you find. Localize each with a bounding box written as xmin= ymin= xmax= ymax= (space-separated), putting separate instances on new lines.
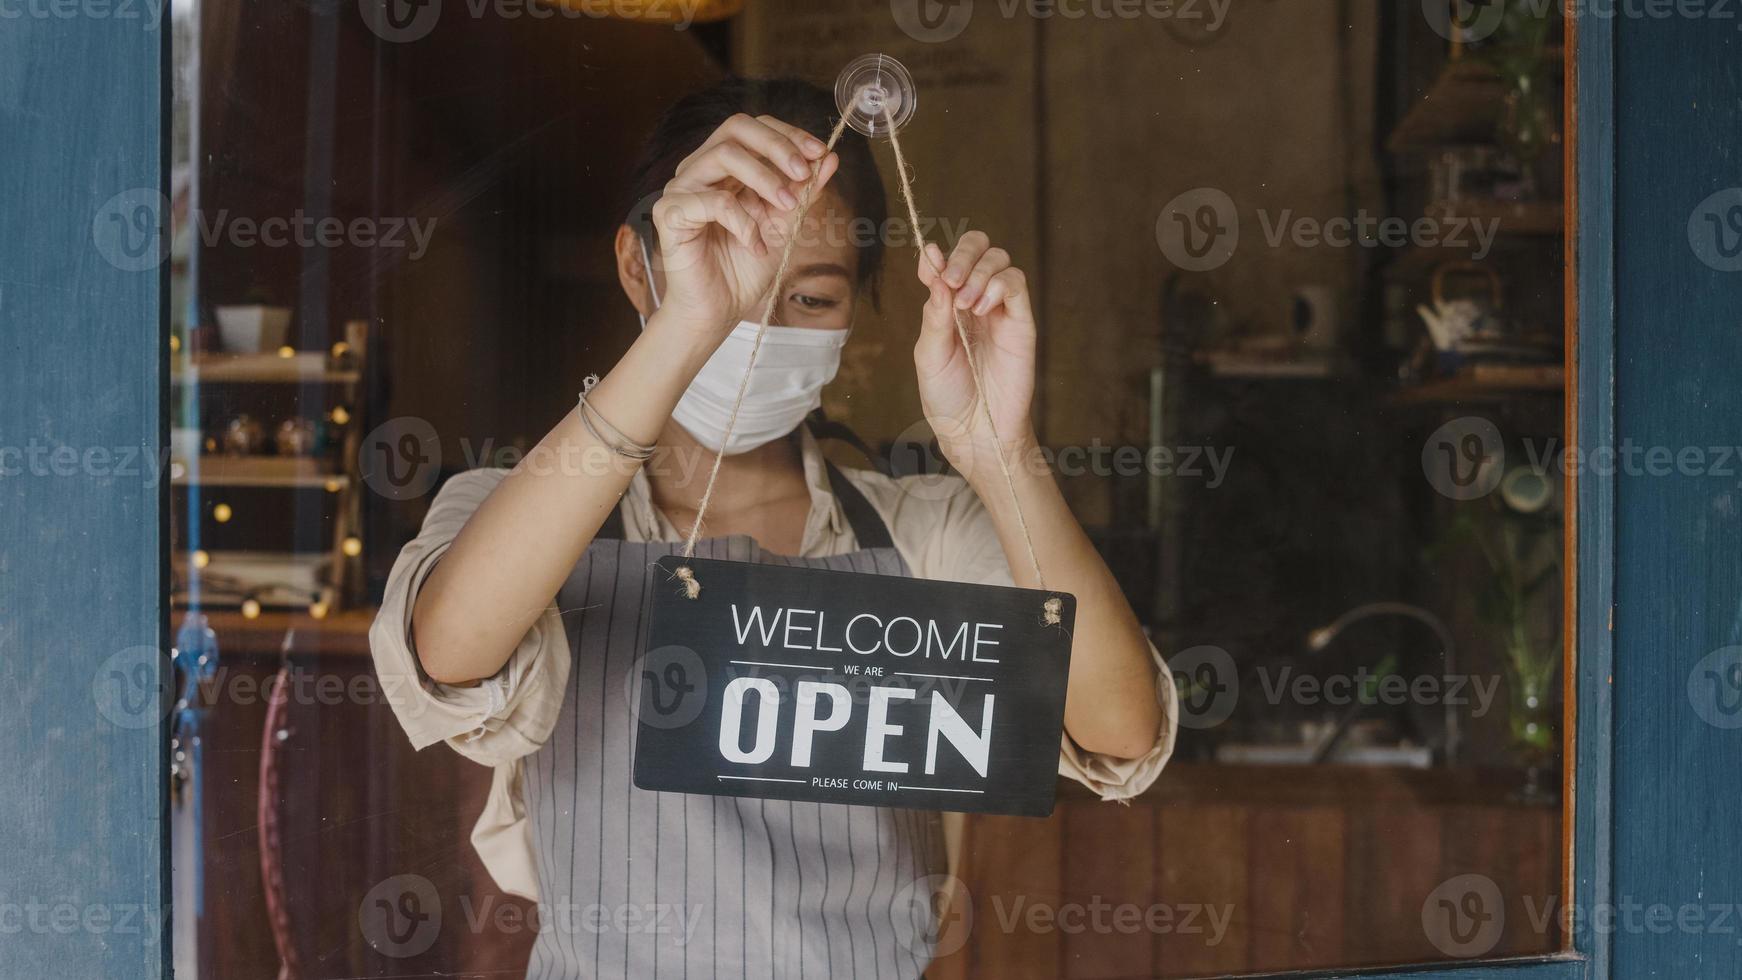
xmin=1307 ymin=602 xmax=1460 ymax=765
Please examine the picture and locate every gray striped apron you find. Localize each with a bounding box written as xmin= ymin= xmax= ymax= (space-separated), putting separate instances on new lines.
xmin=521 ymin=465 xmax=946 ymax=979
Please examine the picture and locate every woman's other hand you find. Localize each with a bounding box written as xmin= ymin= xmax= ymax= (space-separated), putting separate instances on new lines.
xmin=913 ymin=230 xmax=1039 ymax=481
xmin=649 ymin=114 xmax=838 ymax=342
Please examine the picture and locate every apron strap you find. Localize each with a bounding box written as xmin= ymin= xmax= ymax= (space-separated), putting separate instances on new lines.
xmin=593 ymin=463 xmax=895 ymax=551
xmin=823 ymin=461 xmax=894 ymax=551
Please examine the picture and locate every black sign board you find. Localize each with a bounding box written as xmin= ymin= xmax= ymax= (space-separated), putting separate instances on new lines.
xmin=632 ymin=556 xmax=1074 ymax=817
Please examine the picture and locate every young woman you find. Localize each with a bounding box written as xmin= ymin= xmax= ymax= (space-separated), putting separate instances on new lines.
xmin=372 ymin=77 xmax=1177 ymax=979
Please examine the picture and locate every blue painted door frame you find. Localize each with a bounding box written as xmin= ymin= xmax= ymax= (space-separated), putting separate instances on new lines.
xmin=3 ymin=6 xmax=1740 ymax=980
xmin=0 ymin=4 xmax=169 ymax=980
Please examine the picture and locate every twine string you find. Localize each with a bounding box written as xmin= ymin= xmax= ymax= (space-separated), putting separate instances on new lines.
xmin=883 ymin=108 xmax=1052 ymax=606
xmin=679 ymin=112 xmax=855 ymax=566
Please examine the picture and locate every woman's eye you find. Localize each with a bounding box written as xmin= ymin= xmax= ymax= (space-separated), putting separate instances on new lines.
xmin=791 ymin=293 xmax=840 ymax=311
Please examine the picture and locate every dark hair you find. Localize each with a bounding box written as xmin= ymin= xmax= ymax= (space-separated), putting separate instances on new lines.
xmin=624 ymin=76 xmax=888 ymax=304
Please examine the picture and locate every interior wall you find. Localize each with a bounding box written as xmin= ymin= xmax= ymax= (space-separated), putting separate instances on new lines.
xmin=736 ymin=1 xmax=1382 ymax=524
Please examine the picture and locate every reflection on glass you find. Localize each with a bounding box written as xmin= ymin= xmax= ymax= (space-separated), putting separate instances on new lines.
xmin=169 ymin=0 xmax=1569 ymax=976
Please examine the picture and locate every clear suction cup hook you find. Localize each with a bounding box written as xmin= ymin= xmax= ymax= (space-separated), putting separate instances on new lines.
xmin=835 ymin=54 xmax=916 ymax=139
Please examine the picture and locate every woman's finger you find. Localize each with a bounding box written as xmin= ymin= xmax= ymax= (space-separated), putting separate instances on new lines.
xmin=973 ymin=266 xmax=1032 ymax=321
xmin=654 ymin=189 xmax=767 ymax=256
xmin=916 ymin=242 xmax=948 ymax=287
xmin=942 ymin=230 xmax=991 ymax=288
xmin=913 ymin=274 xmax=960 ymax=373
xmin=755 ymin=114 xmax=830 ymax=161
xmin=688 ymin=113 xmax=814 ymax=180
xmin=673 ymin=142 xmax=801 ymax=211
xmin=955 ymin=246 xmax=1010 ymax=311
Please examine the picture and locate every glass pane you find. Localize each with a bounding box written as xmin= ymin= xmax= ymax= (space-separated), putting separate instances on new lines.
xmin=168 ymin=0 xmax=1569 ymax=976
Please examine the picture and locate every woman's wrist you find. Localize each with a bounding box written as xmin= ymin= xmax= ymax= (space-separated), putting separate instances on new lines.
xmin=955 ymin=429 xmax=1052 ymax=505
xmin=639 ymin=308 xmax=728 ymax=379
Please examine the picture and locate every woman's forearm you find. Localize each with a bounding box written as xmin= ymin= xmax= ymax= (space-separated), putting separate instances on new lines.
xmin=971 ymin=437 xmax=1165 ymax=760
xmin=411 ymin=315 xmax=712 ymax=685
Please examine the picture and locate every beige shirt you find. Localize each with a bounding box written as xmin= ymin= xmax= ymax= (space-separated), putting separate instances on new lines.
xmin=369 ymin=428 xmax=1180 ymax=900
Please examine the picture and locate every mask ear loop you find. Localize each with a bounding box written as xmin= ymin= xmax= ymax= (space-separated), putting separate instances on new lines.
xmin=672 ymin=111 xmax=857 ymax=598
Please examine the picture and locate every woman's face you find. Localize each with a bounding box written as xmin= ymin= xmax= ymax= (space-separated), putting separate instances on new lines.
xmin=765 ymin=187 xmax=860 ymax=332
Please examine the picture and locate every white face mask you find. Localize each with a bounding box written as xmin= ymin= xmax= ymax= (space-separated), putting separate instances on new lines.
xmin=639 ymin=237 xmax=849 ymax=455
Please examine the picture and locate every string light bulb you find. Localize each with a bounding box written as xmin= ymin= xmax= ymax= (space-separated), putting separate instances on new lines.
xmin=213 ymin=502 xmax=233 ymax=523
xmin=329 ymin=405 xmax=351 ymax=426
xmin=241 ymin=597 xmax=261 ymax=620
xmin=342 ymin=536 xmax=363 ymax=558
xmin=191 ymin=549 xmax=210 ymax=570
xmin=277 ymin=345 xmax=296 ymax=358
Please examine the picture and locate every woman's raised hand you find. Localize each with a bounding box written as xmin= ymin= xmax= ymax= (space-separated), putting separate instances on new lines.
xmin=913 ymin=230 xmax=1040 ymax=481
xmin=648 ymin=113 xmax=839 ymax=341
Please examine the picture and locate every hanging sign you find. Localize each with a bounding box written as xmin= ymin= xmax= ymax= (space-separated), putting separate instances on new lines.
xmin=632 ymin=556 xmax=1074 ymax=817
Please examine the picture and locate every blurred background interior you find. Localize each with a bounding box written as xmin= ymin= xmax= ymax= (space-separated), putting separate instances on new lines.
xmin=165 ymin=0 xmax=1570 ymax=975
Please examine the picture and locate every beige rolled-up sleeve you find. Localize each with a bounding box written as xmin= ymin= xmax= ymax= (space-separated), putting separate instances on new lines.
xmin=368 ymin=467 xmax=572 ymax=768
xmin=861 ymin=470 xmax=1179 ymax=801
xmin=369 ymin=468 xmax=571 ymax=900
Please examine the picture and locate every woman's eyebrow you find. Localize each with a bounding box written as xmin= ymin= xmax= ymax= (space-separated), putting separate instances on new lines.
xmin=789 ymin=262 xmax=853 ymax=281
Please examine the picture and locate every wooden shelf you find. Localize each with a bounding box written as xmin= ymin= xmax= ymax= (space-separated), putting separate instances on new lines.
xmin=1387 ymin=51 xmax=1563 ymax=153
xmin=1390 ymin=363 xmax=1563 ymax=405
xmin=172 ymin=351 xmax=360 ymax=384
xmin=1389 ymin=202 xmax=1563 ymax=278
xmin=172 ymin=455 xmax=346 ymax=488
